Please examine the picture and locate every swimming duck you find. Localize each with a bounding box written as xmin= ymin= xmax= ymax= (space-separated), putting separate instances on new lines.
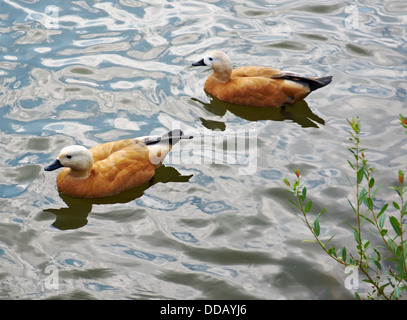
xmin=44 ymin=130 xmax=192 ymax=198
xmin=192 ymin=51 xmax=332 ymax=108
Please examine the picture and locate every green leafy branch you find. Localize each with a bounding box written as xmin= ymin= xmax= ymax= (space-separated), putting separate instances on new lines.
xmin=283 ymin=116 xmax=407 ymax=300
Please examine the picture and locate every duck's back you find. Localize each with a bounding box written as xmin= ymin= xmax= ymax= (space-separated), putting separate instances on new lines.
xmin=90 ymin=139 xmax=139 ymax=162
xmin=232 ymin=66 xmax=282 ymax=78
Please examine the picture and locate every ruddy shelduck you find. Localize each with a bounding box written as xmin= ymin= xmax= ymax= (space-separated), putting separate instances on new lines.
xmin=192 ymin=51 xmax=332 ymax=108
xmin=44 ymin=130 xmax=192 ymax=198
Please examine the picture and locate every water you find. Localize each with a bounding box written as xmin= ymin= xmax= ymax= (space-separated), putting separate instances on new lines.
xmin=0 ymin=0 xmax=406 ymax=300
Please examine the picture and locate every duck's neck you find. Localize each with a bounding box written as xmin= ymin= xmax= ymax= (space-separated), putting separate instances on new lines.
xmin=68 ymin=167 xmax=92 ymax=179
xmin=212 ymin=64 xmax=232 ymax=83
xmin=68 ymin=158 xmax=94 ymax=179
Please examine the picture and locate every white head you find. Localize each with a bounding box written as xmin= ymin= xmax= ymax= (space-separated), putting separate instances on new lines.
xmin=192 ymin=51 xmax=233 ymax=82
xmin=44 ymin=145 xmax=94 ymax=176
xmin=192 ymin=51 xmax=232 ymax=68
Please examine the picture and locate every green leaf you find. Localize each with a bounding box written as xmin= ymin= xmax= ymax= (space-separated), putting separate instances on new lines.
xmin=325 ymin=235 xmax=335 ymax=247
xmin=283 ymin=178 xmax=290 ymax=187
xmin=357 ymin=168 xmax=364 ymax=184
xmin=302 ymin=239 xmax=317 ymax=243
xmin=304 ymin=200 xmax=312 ymax=213
xmin=301 ymin=186 xmax=307 ymax=202
xmin=377 ymin=203 xmax=388 ymax=219
xmin=396 ymin=244 xmax=404 ymax=257
xmin=390 ymin=216 xmax=402 ymax=236
xmin=347 ymin=198 xmax=357 ymax=214
xmin=312 ymin=209 xmax=326 ymax=238
xmin=342 ymin=247 xmax=347 ymax=262
xmin=328 ymin=247 xmax=336 ymax=257
xmin=347 ymin=117 xmax=361 ymax=134
xmin=388 ymin=238 xmax=396 ymax=253
xmin=313 ymin=217 xmax=320 ymax=236
xmin=363 ymin=240 xmax=370 ymax=249
xmin=353 ymin=228 xmax=361 ymax=244
xmin=369 ymin=177 xmax=375 ymax=188
xmin=393 ymin=286 xmax=400 ymax=300
xmin=379 ymin=214 xmax=386 ymax=230
xmin=366 ymin=197 xmax=374 ymax=211
xmin=359 ymin=188 xmax=367 ymax=205
xmin=393 ymin=201 xmax=400 ymax=210
xmin=379 ymin=282 xmax=391 ymax=293
xmin=360 ymin=214 xmax=375 ymax=225
xmin=392 ymin=186 xmax=402 ymax=197
xmin=347 ymin=160 xmax=355 ymax=170
xmin=288 ymin=199 xmax=299 ymax=209
xmin=373 ymin=248 xmax=381 ymax=261
xmin=369 ymin=256 xmax=382 ymax=271
xmin=402 ymin=202 xmax=407 ymax=217
xmin=372 ymin=183 xmax=383 ymax=198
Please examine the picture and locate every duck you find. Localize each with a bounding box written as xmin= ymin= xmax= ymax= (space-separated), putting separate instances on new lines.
xmin=191 ymin=51 xmax=332 ymax=108
xmin=44 ymin=130 xmax=192 ymax=198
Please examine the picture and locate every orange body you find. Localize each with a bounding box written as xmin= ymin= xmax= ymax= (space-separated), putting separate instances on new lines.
xmin=45 ymin=130 xmax=191 ymax=198
xmin=56 ymin=139 xmax=159 ymax=198
xmin=204 ymin=66 xmax=311 ymax=107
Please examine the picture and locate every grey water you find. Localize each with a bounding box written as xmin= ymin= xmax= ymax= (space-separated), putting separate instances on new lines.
xmin=0 ymin=0 xmax=406 ymax=299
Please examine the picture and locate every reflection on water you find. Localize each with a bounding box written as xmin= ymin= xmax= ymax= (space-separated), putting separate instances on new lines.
xmin=193 ymin=94 xmax=326 ymax=129
xmin=0 ymin=0 xmax=406 ymax=300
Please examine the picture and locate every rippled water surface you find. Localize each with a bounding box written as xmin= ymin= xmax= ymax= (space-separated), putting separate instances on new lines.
xmin=1 ymin=0 xmax=406 ymax=300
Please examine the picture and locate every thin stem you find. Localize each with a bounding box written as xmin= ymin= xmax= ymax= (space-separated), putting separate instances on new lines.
xmin=350 ymin=254 xmax=390 ymax=300
xmin=350 ymin=130 xmax=364 ymax=264
xmin=398 ymin=181 xmax=407 ymax=280
xmin=293 ymin=180 xmax=347 ymax=266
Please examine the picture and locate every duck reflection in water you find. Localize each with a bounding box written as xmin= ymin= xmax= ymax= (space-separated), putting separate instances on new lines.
xmin=192 ymin=93 xmax=326 ymax=130
xmin=42 ymin=165 xmax=192 ymax=230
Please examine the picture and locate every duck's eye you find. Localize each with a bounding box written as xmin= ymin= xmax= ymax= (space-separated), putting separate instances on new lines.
xmin=66 ymin=155 xmax=72 ymax=159
xmin=208 ymin=57 xmax=213 ymax=61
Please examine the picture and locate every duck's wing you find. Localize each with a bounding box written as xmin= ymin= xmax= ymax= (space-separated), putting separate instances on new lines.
xmin=92 ymin=142 xmax=153 ymax=180
xmin=271 ymin=72 xmax=332 ymax=91
xmin=232 ymin=66 xmax=282 ymax=78
xmin=234 ymin=67 xmax=332 ymax=91
xmin=86 ymin=143 xmax=156 ymax=197
xmin=90 ymin=139 xmax=139 ymax=162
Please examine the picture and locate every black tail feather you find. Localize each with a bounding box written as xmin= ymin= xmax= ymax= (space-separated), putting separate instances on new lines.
xmin=308 ymin=76 xmax=333 ymax=91
xmin=144 ymin=130 xmax=193 ymax=146
xmin=272 ymin=73 xmax=332 ymax=92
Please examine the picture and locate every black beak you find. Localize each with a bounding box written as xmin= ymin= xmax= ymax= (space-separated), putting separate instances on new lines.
xmin=44 ymin=159 xmax=64 ymax=171
xmin=192 ymin=58 xmax=206 ymax=67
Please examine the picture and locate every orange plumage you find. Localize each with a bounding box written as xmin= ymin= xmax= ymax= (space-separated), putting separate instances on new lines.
xmin=44 ymin=130 xmax=192 ymax=198
xmin=192 ymin=51 xmax=332 ymax=108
